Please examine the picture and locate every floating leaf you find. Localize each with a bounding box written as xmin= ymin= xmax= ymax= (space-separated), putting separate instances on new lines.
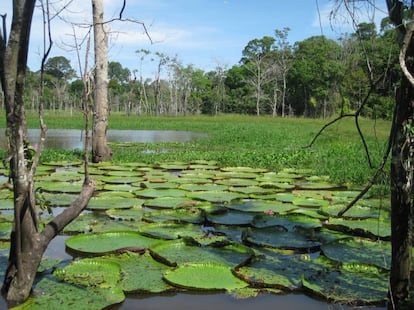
xmin=53 ymin=259 xmax=122 ymax=288
xmin=139 ymin=222 xmax=205 ymax=240
xmin=206 ymin=210 xmax=255 ymax=226
xmin=252 ymin=213 xmax=322 ymax=230
xmin=144 ymin=197 xmax=199 ymax=209
xmin=325 ymin=218 xmax=390 ymax=239
xmin=163 ymin=262 xmax=248 ymax=291
xmin=135 ymin=188 xmax=188 ymax=199
xmin=86 ymin=197 xmax=142 ymax=210
xmin=14 ymin=278 xmax=125 ymax=310
xmin=150 ymin=239 xmax=254 ymax=267
xmin=105 ymin=206 xmax=145 ymax=221
xmin=226 ymin=199 xmax=297 ymax=214
xmin=65 ymin=231 xmax=161 ymax=256
xmin=186 ymin=191 xmax=245 ymax=203
xmin=142 ymin=207 xmax=204 ymax=224
xmin=321 ymin=237 xmax=391 ymax=270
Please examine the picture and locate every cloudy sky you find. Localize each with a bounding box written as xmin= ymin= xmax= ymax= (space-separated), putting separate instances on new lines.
xmin=0 ymin=0 xmax=387 ymax=78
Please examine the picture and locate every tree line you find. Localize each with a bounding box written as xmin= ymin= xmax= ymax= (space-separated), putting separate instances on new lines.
xmin=0 ymin=20 xmax=399 ymax=119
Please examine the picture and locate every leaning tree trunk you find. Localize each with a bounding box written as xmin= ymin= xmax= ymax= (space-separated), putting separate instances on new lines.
xmin=92 ymin=0 xmax=112 ymax=163
xmin=0 ymin=1 xmax=96 ymax=306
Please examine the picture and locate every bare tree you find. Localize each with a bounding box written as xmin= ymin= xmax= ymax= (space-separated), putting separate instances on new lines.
xmin=91 ymin=0 xmax=112 ymax=162
xmin=0 ymin=0 xmax=96 ymax=305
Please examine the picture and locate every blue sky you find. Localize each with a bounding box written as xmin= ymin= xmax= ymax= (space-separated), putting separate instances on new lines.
xmin=1 ymin=0 xmax=388 ymax=77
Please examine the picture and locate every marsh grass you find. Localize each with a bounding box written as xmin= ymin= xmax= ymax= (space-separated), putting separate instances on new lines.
xmin=2 ymin=111 xmax=391 ymax=186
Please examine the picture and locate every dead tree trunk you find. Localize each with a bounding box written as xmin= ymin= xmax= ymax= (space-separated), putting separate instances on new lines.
xmin=0 ymin=1 xmax=96 ymax=305
xmin=91 ymin=0 xmax=112 ymax=162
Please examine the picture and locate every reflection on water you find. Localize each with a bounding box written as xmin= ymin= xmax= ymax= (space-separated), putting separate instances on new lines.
xmin=0 ymin=129 xmax=207 ymax=150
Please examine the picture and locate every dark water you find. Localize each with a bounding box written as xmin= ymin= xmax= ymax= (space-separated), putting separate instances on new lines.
xmin=0 ymin=128 xmax=207 ymax=150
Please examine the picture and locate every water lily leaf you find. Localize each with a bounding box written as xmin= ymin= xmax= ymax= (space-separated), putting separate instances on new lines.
xmin=252 ymin=213 xmax=322 ymax=230
xmin=37 ymin=258 xmax=62 ymax=273
xmin=320 ymin=204 xmax=380 ymax=219
xmin=137 ymin=181 xmax=179 ymax=189
xmin=292 ymin=198 xmax=329 ymax=208
xmin=53 ymin=259 xmax=122 ymax=288
xmin=149 ymin=239 xmax=254 ymax=267
xmin=274 ymin=193 xmax=297 ymax=203
xmin=36 ymin=171 xmax=82 ymax=183
xmin=321 ymin=237 xmax=391 ymax=270
xmin=206 ymin=210 xmax=255 ymax=226
xmin=259 ymin=182 xmax=295 ymax=190
xmin=43 ymin=193 xmax=79 ymax=207
xmin=95 ymin=191 xmax=136 ymax=199
xmin=215 ymin=178 xmax=259 ymax=187
xmin=295 ymin=180 xmax=343 ymax=190
xmin=0 ymin=199 xmax=13 ymax=210
xmin=302 ymin=269 xmax=388 ymax=305
xmin=325 ymin=218 xmax=391 ymax=239
xmin=220 ymin=167 xmax=267 ymax=173
xmin=234 ymin=255 xmax=321 ymax=290
xmin=98 ymin=251 xmax=173 ymax=293
xmin=36 ymin=181 xmax=83 ymax=194
xmin=102 ymin=184 xmax=135 ymax=192
xmin=179 ymin=183 xmax=228 ymax=192
xmin=139 ymin=222 xmax=205 ymax=240
xmin=143 ymin=197 xmax=199 ymax=209
xmin=101 ymin=176 xmax=145 ymax=184
xmin=228 ymin=186 xmax=271 ymax=195
xmin=226 ymin=199 xmax=297 ymax=214
xmin=157 ymin=162 xmax=189 ymax=170
xmin=217 ymin=171 xmax=259 ymax=179
xmin=243 ymin=227 xmax=321 ymax=252
xmin=106 ymin=206 xmax=145 ymax=221
xmin=142 ymin=207 xmax=204 ymax=224
xmin=135 ymin=188 xmax=188 ymax=199
xmin=13 ymin=278 xmax=125 ymax=310
xmin=65 ymin=231 xmax=161 ymax=256
xmin=0 ymin=221 xmax=12 ymax=240
xmin=86 ymin=197 xmax=142 ymax=210
xmin=186 ymin=190 xmax=246 ymax=203
xmin=163 ymin=262 xmax=248 ymax=291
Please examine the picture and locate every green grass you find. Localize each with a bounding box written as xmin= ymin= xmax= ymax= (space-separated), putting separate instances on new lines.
xmin=1 ymin=111 xmax=391 ymax=187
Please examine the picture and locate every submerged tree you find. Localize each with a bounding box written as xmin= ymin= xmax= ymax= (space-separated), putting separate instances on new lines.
xmin=0 ymin=0 xmax=95 ymax=305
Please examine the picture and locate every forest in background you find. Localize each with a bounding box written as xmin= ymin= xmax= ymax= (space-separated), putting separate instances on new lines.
xmin=0 ymin=19 xmax=399 ymax=119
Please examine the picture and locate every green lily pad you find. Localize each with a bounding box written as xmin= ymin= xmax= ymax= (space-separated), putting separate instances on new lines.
xmin=179 ymin=183 xmax=228 ymax=192
xmin=186 ymin=191 xmax=246 ymax=203
xmin=102 ymin=184 xmax=135 ymax=192
xmin=35 ymin=181 xmax=83 ymax=194
xmin=135 ymin=188 xmax=188 ymax=199
xmin=144 ymin=197 xmax=200 ymax=209
xmin=0 ymin=221 xmax=12 ymax=240
xmin=243 ymin=227 xmax=321 ymax=252
xmin=228 ymin=186 xmax=272 ymax=195
xmin=101 ymin=176 xmax=145 ymax=184
xmin=234 ymin=255 xmax=321 ymax=290
xmin=149 ymin=239 xmax=254 ymax=267
xmin=321 ymin=237 xmax=391 ymax=270
xmin=13 ymin=278 xmax=125 ymax=310
xmin=302 ymin=269 xmax=388 ymax=305
xmin=98 ymin=251 xmax=173 ymax=293
xmin=220 ymin=167 xmax=267 ymax=173
xmin=292 ymin=198 xmax=329 ymax=208
xmin=274 ymin=193 xmax=297 ymax=203
xmin=215 ymin=178 xmax=259 ymax=187
xmin=320 ymin=204 xmax=380 ymax=219
xmin=226 ymin=199 xmax=297 ymax=214
xmin=142 ymin=207 xmax=204 ymax=224
xmin=206 ymin=210 xmax=255 ymax=226
xmin=86 ymin=197 xmax=142 ymax=210
xmin=65 ymin=231 xmax=161 ymax=256
xmin=325 ymin=217 xmax=391 ymax=239
xmin=53 ymin=259 xmax=122 ymax=288
xmin=252 ymin=213 xmax=322 ymax=230
xmin=0 ymin=200 xmax=13 ymax=210
xmin=139 ymin=222 xmax=205 ymax=240
xmin=163 ymin=262 xmax=248 ymax=291
xmin=43 ymin=193 xmax=80 ymax=207
xmin=105 ymin=206 xmax=145 ymax=221
xmin=137 ymin=181 xmax=179 ymax=189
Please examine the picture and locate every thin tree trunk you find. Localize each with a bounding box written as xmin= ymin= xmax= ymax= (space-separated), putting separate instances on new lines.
xmin=91 ymin=0 xmax=112 ymax=162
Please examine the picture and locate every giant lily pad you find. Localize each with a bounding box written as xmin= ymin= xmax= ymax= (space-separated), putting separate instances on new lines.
xmin=149 ymin=239 xmax=254 ymax=267
xmin=53 ymin=259 xmax=122 ymax=288
xmin=186 ymin=190 xmax=245 ymax=203
xmin=206 ymin=210 xmax=255 ymax=226
xmin=13 ymin=278 xmax=125 ymax=310
xmin=86 ymin=197 xmax=142 ymax=210
xmin=96 ymin=252 xmax=173 ymax=293
xmin=143 ymin=196 xmax=200 ymax=209
xmin=252 ymin=213 xmax=322 ymax=230
xmin=321 ymin=238 xmax=391 ymax=270
xmin=226 ymin=199 xmax=297 ymax=214
xmin=65 ymin=231 xmax=161 ymax=256
xmin=163 ymin=262 xmax=248 ymax=291
xmin=135 ymin=188 xmax=188 ymax=199
xmin=243 ymin=227 xmax=321 ymax=252
xmin=139 ymin=222 xmax=205 ymax=240
xmin=319 ymin=204 xmax=380 ymax=219
xmin=105 ymin=206 xmax=145 ymax=221
xmin=142 ymin=207 xmax=204 ymax=224
xmin=325 ymin=217 xmax=391 ymax=239
xmin=302 ymin=269 xmax=388 ymax=305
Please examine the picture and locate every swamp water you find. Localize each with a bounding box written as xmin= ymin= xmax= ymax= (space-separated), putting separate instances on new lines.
xmin=0 ymin=131 xmax=389 ymax=310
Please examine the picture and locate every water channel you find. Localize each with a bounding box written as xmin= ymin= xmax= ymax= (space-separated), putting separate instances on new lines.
xmin=0 ymin=128 xmax=208 ymax=150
